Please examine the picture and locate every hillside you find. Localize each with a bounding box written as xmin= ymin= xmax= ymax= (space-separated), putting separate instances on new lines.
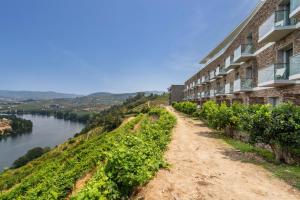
xmin=0 ymin=90 xmax=81 ymax=101
xmin=0 ymin=94 xmax=174 ymax=199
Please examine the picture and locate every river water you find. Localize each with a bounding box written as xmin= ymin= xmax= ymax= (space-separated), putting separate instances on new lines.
xmin=0 ymin=114 xmax=84 ymax=171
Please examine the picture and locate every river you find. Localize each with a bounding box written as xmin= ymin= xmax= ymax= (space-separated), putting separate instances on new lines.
xmin=0 ymin=114 xmax=85 ymax=171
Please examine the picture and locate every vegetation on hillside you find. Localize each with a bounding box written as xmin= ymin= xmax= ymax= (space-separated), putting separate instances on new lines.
xmin=0 ymin=108 xmax=176 ymax=199
xmin=0 ymin=93 xmax=173 ymax=199
xmin=12 ymin=147 xmax=50 ymax=169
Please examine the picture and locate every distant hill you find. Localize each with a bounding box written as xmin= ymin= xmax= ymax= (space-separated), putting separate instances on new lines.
xmin=0 ymin=90 xmax=81 ymax=101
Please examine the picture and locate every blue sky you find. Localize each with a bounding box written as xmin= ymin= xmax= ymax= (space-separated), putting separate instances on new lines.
xmin=0 ymin=0 xmax=259 ymax=95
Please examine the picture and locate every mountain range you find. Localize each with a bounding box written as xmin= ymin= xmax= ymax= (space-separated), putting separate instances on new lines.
xmin=0 ymin=90 xmax=165 ymax=101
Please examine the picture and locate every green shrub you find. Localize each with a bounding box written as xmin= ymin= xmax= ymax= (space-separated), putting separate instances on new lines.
xmin=267 ymin=103 xmax=300 ymax=163
xmin=246 ymin=104 xmax=272 ymax=145
xmin=173 ymin=102 xmax=197 ymax=115
xmin=198 ymin=101 xmax=218 ymax=120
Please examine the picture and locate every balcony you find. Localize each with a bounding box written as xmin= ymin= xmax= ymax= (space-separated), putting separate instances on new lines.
xmin=197 ymin=92 xmax=202 ymax=99
xmin=258 ymin=63 xmax=295 ymax=87
xmin=290 ymin=54 xmax=300 ymax=80
xmin=210 ymin=71 xmax=216 ymax=81
xmin=216 ymin=66 xmax=227 ymax=77
xmin=225 ymin=83 xmax=234 ymax=94
xmin=210 ymin=89 xmax=216 ymax=98
xmin=204 ymin=91 xmax=210 ymax=98
xmin=202 ymin=76 xmax=210 ymax=84
xmin=216 ymin=87 xmax=225 ymax=96
xmin=233 ymin=78 xmax=253 ymax=93
xmin=290 ymin=0 xmax=300 ymax=18
xmin=234 ymin=44 xmax=255 ymax=63
xmin=225 ymin=56 xmax=240 ymax=71
xmin=259 ymin=10 xmax=297 ymax=43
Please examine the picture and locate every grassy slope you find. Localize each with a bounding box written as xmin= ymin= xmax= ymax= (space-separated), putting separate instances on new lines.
xmin=0 ymin=95 xmax=174 ymax=199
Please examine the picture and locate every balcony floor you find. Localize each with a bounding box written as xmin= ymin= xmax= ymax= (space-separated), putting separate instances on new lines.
xmin=289 ymin=73 xmax=300 ymax=80
xmin=234 ymin=54 xmax=255 ymax=63
xmin=225 ymin=63 xmax=240 ymax=71
xmin=258 ymin=80 xmax=296 ymax=87
xmin=259 ymin=25 xmax=297 ymax=43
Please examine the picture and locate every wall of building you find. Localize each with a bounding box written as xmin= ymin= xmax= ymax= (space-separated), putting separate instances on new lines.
xmin=184 ymin=0 xmax=300 ymax=106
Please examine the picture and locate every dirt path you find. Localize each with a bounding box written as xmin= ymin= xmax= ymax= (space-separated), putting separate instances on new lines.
xmin=134 ymin=107 xmax=300 ymax=200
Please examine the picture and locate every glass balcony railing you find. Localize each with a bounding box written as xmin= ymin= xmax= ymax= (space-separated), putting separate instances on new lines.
xmin=258 ymin=63 xmax=289 ymax=85
xmin=216 ymin=87 xmax=225 ymax=95
xmin=234 ymin=78 xmax=253 ymax=92
xmin=259 ymin=10 xmax=297 ymax=42
xmin=291 ymin=0 xmax=300 ymax=17
xmin=290 ymin=54 xmax=300 ymax=79
xmin=203 ymin=75 xmax=210 ymax=83
xmin=216 ymin=66 xmax=226 ymax=76
xmin=204 ymin=91 xmax=210 ymax=98
xmin=234 ymin=44 xmax=254 ymax=62
xmin=291 ymin=0 xmax=300 ymax=11
xmin=210 ymin=90 xmax=215 ymax=97
xmin=225 ymin=55 xmax=240 ymax=70
xmin=210 ymin=71 xmax=216 ymax=80
xmin=225 ymin=83 xmax=234 ymax=94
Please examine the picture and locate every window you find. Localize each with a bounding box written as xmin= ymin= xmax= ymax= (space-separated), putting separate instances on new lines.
xmin=268 ymin=97 xmax=280 ymax=106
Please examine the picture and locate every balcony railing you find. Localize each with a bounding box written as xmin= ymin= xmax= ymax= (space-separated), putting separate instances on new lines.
xmin=289 ymin=54 xmax=300 ymax=80
xmin=204 ymin=91 xmax=210 ymax=98
xmin=203 ymin=75 xmax=210 ymax=83
xmin=259 ymin=10 xmax=297 ymax=43
xmin=216 ymin=66 xmax=227 ymax=77
xmin=234 ymin=44 xmax=255 ymax=63
xmin=225 ymin=83 xmax=234 ymax=94
xmin=210 ymin=71 xmax=216 ymax=80
xmin=225 ymin=55 xmax=240 ymax=70
xmin=234 ymin=78 xmax=253 ymax=92
xmin=290 ymin=0 xmax=300 ymax=18
xmin=216 ymin=86 xmax=225 ymax=96
xmin=210 ymin=89 xmax=215 ymax=98
xmin=258 ymin=63 xmax=292 ymax=87
xmin=197 ymin=92 xmax=202 ymax=99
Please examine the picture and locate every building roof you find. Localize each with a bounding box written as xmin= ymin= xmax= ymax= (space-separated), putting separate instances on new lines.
xmin=199 ymin=0 xmax=266 ymax=65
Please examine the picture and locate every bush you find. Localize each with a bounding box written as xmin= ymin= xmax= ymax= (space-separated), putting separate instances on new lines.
xmin=196 ymin=101 xmax=300 ymax=164
xmin=198 ymin=101 xmax=218 ymax=121
xmin=12 ymin=147 xmax=50 ymax=169
xmin=267 ymin=103 xmax=300 ymax=163
xmin=173 ymin=102 xmax=197 ymax=115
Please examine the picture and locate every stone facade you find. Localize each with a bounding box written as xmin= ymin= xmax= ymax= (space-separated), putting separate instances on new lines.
xmin=168 ymin=85 xmax=184 ymax=105
xmin=184 ymin=0 xmax=300 ymax=106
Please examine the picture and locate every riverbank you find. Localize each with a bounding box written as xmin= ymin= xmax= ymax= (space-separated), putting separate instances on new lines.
xmin=0 ymin=115 xmax=32 ymax=137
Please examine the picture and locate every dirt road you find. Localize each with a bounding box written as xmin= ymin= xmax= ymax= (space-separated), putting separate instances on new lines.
xmin=134 ymin=107 xmax=300 ymax=200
